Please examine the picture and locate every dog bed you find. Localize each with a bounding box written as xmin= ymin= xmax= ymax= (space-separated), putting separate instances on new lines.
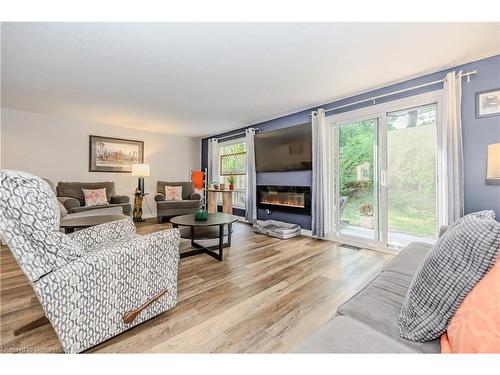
xmin=253 ymin=220 xmax=301 ymax=239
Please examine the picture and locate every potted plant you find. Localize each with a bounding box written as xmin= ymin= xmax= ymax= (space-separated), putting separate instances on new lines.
xmin=358 ymin=201 xmax=374 ymax=229
xmin=227 ymin=175 xmax=236 ymax=191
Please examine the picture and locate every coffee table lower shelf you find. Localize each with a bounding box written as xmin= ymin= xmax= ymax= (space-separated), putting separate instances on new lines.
xmin=173 ymin=223 xmax=233 ymax=261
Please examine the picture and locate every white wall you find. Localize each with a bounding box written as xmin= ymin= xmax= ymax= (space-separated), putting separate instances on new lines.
xmin=1 ymin=108 xmax=201 ymax=218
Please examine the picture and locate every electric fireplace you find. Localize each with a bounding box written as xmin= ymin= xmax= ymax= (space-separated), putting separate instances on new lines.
xmin=256 ymin=185 xmax=311 ymax=215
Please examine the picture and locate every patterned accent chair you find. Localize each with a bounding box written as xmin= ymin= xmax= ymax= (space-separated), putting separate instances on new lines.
xmin=0 ymin=170 xmax=180 ymax=353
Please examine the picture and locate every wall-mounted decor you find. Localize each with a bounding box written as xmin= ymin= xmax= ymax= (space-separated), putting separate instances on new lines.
xmin=486 ymin=143 xmax=500 ymax=185
xmin=476 ymin=88 xmax=500 ymax=118
xmin=89 ymin=135 xmax=144 ymax=173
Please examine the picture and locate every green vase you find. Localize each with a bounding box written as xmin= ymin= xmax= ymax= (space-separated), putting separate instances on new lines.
xmin=194 ymin=209 xmax=208 ymax=221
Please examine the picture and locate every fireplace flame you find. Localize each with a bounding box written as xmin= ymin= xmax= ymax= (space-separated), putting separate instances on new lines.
xmin=260 ymin=194 xmax=305 ymax=208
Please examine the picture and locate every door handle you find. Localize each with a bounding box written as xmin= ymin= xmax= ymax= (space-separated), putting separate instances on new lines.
xmin=380 ymin=171 xmax=387 ymax=186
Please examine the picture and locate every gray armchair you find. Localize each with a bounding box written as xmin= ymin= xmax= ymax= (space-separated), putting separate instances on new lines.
xmin=155 ymin=181 xmax=201 ymax=223
xmin=0 ymin=170 xmax=180 ymax=353
xmin=56 ymin=181 xmax=132 ymax=215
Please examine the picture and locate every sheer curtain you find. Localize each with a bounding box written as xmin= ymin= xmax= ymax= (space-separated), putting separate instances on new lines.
xmin=245 ymin=128 xmax=257 ymax=223
xmin=311 ymin=108 xmax=328 ymax=238
xmin=438 ymin=70 xmax=464 ymax=225
xmin=208 ymin=138 xmax=219 ymax=185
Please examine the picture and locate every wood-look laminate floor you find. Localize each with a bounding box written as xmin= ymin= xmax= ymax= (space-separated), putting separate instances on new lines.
xmin=1 ymin=219 xmax=393 ymax=353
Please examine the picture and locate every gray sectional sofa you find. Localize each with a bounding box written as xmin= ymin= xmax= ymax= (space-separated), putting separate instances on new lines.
xmin=294 ymin=242 xmax=440 ymax=353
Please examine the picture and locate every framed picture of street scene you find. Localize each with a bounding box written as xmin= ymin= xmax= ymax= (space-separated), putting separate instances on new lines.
xmin=89 ymin=135 xmax=144 ymax=173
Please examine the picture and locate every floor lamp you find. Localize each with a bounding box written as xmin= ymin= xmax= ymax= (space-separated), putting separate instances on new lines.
xmin=132 ymin=163 xmax=150 ymax=222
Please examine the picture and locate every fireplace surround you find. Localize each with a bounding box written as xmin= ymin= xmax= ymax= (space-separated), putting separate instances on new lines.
xmin=256 ymin=185 xmax=311 ymax=215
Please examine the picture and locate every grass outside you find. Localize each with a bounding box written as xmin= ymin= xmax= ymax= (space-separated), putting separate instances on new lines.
xmin=341 ymin=189 xmax=437 ymax=238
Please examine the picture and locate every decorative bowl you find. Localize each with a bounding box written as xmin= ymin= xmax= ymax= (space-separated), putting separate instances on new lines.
xmin=194 ymin=209 xmax=208 ymax=221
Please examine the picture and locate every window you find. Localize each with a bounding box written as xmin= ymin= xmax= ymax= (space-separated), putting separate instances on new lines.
xmin=219 ymin=141 xmax=247 ymax=208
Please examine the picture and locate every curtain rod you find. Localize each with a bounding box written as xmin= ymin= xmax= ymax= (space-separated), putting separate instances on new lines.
xmin=318 ymin=70 xmax=477 ymax=114
xmin=213 ymin=127 xmax=259 ymax=141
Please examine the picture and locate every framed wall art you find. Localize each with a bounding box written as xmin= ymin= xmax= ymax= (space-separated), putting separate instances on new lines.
xmin=476 ymin=88 xmax=500 ymax=119
xmin=89 ymin=135 xmax=144 ymax=173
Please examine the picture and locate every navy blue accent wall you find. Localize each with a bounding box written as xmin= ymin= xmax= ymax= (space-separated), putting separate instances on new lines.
xmin=202 ymin=54 xmax=500 ymax=224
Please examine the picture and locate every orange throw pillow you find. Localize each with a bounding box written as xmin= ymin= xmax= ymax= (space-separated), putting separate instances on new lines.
xmin=441 ymin=258 xmax=500 ymax=353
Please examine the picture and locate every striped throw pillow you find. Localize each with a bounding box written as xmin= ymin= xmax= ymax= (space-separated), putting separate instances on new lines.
xmin=399 ymin=214 xmax=500 ymax=342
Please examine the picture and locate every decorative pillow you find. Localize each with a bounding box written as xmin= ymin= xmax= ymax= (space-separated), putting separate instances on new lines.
xmin=447 ymin=210 xmax=496 ymax=231
xmin=165 ymin=186 xmax=183 ymax=201
xmin=440 ymin=258 xmax=500 ymax=353
xmin=399 ymin=216 xmax=500 ymax=342
xmin=82 ymin=188 xmax=108 ymax=207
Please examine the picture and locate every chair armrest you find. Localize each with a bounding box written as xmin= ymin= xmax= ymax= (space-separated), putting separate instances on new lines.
xmin=35 ymin=228 xmax=180 ymax=353
xmin=58 ymin=196 xmax=81 ymax=210
xmin=110 ymin=195 xmax=130 ymax=204
xmin=155 ymin=193 xmax=165 ymax=202
xmin=67 ymin=217 xmax=136 ymax=251
xmin=190 ymin=192 xmax=201 ymax=201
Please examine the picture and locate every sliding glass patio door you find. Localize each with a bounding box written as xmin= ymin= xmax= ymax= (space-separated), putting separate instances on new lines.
xmin=329 ymin=93 xmax=440 ymax=250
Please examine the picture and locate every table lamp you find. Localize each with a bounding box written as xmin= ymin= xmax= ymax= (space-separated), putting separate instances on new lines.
xmin=132 ymin=163 xmax=150 ymax=222
xmin=486 ymin=143 xmax=500 ymax=185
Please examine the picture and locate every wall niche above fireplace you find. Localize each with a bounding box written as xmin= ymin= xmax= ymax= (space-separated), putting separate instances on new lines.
xmin=257 ymin=185 xmax=311 ymax=215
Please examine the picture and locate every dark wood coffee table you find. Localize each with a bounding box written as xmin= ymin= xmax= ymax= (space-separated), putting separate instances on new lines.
xmin=170 ymin=213 xmax=239 ymax=261
xmin=60 ymin=215 xmax=127 ymax=234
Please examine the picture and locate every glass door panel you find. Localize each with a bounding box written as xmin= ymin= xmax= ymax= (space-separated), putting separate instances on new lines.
xmin=386 ymin=104 xmax=438 ymax=247
xmin=338 ymin=118 xmax=378 ymax=241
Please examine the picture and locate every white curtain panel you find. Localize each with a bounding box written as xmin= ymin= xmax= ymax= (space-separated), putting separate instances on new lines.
xmin=311 ymin=108 xmax=328 ymax=238
xmin=208 ymin=138 xmax=219 ymax=184
xmin=245 ymin=128 xmax=257 ymax=222
xmin=439 ymin=70 xmax=465 ymax=225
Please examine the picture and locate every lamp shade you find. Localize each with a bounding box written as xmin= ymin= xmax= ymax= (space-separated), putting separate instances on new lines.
xmin=487 ymin=143 xmax=500 ymax=183
xmin=132 ymin=163 xmax=150 ymax=177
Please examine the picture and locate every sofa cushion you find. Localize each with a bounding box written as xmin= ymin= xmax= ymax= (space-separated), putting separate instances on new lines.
xmin=69 ymin=203 xmax=131 ymax=215
xmin=337 ymin=271 xmax=440 ymax=353
xmin=157 ymin=181 xmax=194 ymax=200
xmin=399 ymin=216 xmax=500 ymax=342
xmin=293 ymin=316 xmax=416 ymax=353
xmin=157 ymin=200 xmax=200 ymax=209
xmin=57 ymin=181 xmax=116 ymax=205
xmin=382 ymin=242 xmax=432 ymax=276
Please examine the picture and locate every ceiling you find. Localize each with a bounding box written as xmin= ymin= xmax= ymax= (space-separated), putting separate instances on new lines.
xmin=2 ymin=22 xmax=499 ymax=137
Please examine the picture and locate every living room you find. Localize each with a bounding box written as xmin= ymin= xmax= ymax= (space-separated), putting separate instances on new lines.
xmin=1 ymin=1 xmax=500 ymax=372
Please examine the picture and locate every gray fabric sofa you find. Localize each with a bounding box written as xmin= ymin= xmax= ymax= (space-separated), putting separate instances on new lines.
xmin=56 ymin=181 xmax=132 ymax=216
xmin=294 ymin=242 xmax=440 ymax=353
xmin=155 ymin=181 xmax=201 ymax=223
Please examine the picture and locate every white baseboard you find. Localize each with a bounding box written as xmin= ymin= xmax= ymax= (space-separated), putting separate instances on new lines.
xmin=301 ymin=229 xmax=313 ymax=237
